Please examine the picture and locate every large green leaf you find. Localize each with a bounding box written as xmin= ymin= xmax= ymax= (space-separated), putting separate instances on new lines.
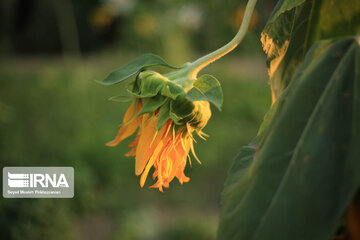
xmin=186 ymin=74 xmax=223 ymax=110
xmin=99 ymin=54 xmax=181 ymax=85
xmin=261 ymin=0 xmax=360 ymax=102
xmin=218 ymin=38 xmax=360 ymax=240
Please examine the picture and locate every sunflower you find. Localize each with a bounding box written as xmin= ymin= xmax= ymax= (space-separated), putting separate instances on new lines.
xmin=106 ymin=71 xmax=212 ymax=191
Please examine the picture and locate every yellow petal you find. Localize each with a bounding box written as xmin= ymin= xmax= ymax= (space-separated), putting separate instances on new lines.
xmin=123 ymin=101 xmax=136 ymax=123
xmin=123 ymin=100 xmax=142 ymax=124
xmin=135 ymin=116 xmax=157 ymax=175
xmin=150 ymin=181 xmax=164 ymax=192
xmin=190 ymin=139 xmax=201 ymax=164
xmin=106 ymin=116 xmax=142 ymax=147
xmin=140 ymin=140 xmax=164 ymax=187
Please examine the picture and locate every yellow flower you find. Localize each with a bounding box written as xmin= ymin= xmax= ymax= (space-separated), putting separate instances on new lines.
xmin=106 ymin=97 xmax=211 ymax=192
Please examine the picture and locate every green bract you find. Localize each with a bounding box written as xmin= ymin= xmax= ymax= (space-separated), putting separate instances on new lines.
xmin=126 ymin=70 xmax=212 ymax=131
xmin=130 ymin=71 xmax=185 ymax=100
xmin=186 ymin=74 xmax=223 ymax=110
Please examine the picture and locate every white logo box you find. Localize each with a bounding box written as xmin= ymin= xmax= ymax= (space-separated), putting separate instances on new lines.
xmin=3 ymin=167 xmax=74 ymax=198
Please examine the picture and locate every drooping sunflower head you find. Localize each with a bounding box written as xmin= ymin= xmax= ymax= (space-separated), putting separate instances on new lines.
xmin=100 ymin=54 xmax=223 ymax=191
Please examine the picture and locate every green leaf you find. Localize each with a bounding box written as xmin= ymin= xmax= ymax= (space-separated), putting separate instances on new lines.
xmin=99 ymin=53 xmax=181 ymax=85
xmin=127 ymin=71 xmax=166 ymax=98
xmin=170 ymin=96 xmax=195 ymax=125
xmin=156 ymin=100 xmax=171 ymax=130
xmin=186 ymin=74 xmax=223 ymax=110
xmin=160 ymin=82 xmax=185 ymax=100
xmin=108 ymin=94 xmax=133 ymax=102
xmin=138 ymin=75 xmax=166 ymax=98
xmin=218 ymin=38 xmax=360 ymax=240
xmin=136 ymin=94 xmax=167 ymax=116
xmin=261 ymin=0 xmax=360 ymax=102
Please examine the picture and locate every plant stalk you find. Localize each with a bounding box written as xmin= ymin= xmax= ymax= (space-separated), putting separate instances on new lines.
xmin=167 ymin=0 xmax=258 ymax=81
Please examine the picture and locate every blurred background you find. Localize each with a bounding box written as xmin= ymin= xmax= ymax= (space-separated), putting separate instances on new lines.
xmin=0 ymin=0 xmax=276 ymax=239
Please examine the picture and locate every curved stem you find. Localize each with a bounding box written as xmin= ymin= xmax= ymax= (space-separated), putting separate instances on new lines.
xmin=185 ymin=0 xmax=258 ymax=79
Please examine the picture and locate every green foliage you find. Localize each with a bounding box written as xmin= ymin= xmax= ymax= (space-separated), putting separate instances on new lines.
xmin=108 ymin=94 xmax=133 ymax=103
xmin=134 ymin=71 xmax=185 ymax=101
xmin=262 ymin=0 xmax=360 ymax=101
xmin=161 ymin=81 xmax=185 ymax=100
xmin=156 ymin=100 xmax=171 ymax=130
xmin=218 ymin=0 xmax=360 ymax=239
xmin=99 ymin=54 xmax=181 ymax=85
xmin=137 ymin=95 xmax=167 ymax=116
xmin=131 ymin=71 xmax=170 ymax=97
xmin=169 ymin=95 xmax=195 ymax=124
xmin=187 ymin=74 xmax=224 ymax=111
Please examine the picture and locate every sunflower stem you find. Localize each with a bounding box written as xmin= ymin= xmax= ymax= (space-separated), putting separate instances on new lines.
xmin=167 ymin=0 xmax=258 ymax=81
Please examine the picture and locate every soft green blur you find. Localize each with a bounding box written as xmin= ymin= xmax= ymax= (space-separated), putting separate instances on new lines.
xmin=0 ymin=0 xmax=272 ymax=239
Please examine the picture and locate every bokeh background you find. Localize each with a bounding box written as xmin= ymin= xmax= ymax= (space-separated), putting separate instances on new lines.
xmin=0 ymin=0 xmax=276 ymax=239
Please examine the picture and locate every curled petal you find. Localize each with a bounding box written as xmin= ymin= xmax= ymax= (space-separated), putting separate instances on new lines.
xmin=106 ymin=116 xmax=142 ymax=147
xmin=106 ymin=100 xmax=142 ymax=147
